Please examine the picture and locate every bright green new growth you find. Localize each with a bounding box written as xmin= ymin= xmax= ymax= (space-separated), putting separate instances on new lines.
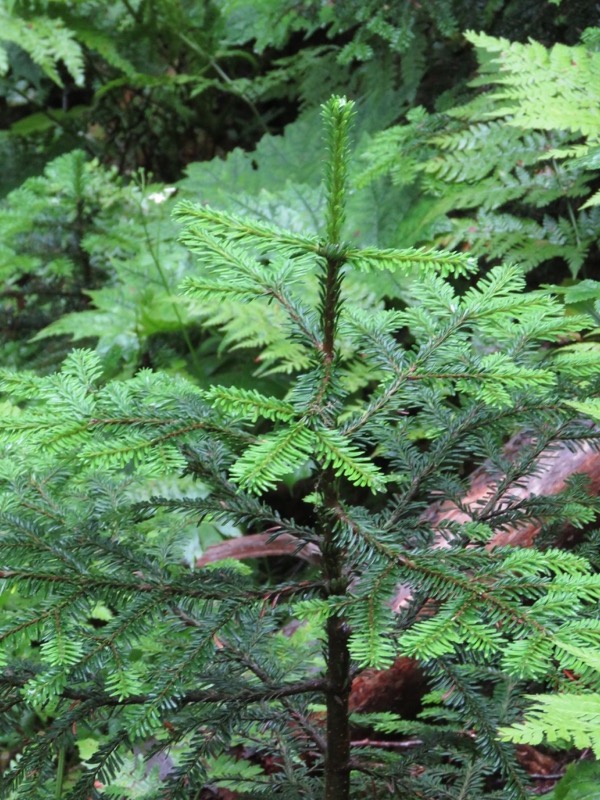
xmin=0 ymin=96 xmax=598 ymax=799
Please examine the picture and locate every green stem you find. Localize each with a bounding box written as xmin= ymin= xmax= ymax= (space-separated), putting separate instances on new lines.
xmin=55 ymin=746 xmax=66 ymax=800
xmin=120 ymin=0 xmax=141 ymax=24
xmin=176 ymin=31 xmax=270 ymax=136
xmin=137 ymin=190 xmax=202 ymax=375
xmin=551 ymin=157 xmax=581 ymax=249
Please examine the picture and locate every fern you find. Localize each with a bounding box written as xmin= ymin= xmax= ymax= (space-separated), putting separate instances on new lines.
xmin=499 ymin=693 xmax=600 ymax=756
xmin=465 ymin=31 xmax=600 ymax=140
xmin=0 ymin=3 xmax=84 ymax=87
xmin=0 ymin=151 xmax=204 ymax=375
xmin=360 ymin=27 xmax=600 ymax=277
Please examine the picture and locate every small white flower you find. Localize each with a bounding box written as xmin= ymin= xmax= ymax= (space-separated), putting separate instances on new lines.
xmin=148 ymin=187 xmax=177 ymax=204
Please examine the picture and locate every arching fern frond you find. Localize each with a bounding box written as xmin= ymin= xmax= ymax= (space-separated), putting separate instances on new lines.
xmin=0 ymin=6 xmax=84 ymax=86
xmin=499 ymin=693 xmax=600 ymax=756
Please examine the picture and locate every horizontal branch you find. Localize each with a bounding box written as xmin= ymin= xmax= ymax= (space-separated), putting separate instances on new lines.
xmin=0 ymin=569 xmax=322 ymax=603
xmin=350 ymin=737 xmax=423 ymax=750
xmin=0 ymin=672 xmax=326 ymax=709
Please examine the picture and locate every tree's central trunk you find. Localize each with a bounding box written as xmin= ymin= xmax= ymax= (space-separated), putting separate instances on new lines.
xmin=318 ymin=97 xmax=355 ymax=799
xmin=324 ymin=612 xmax=351 ymax=800
xmin=320 ymin=464 xmax=351 ymax=800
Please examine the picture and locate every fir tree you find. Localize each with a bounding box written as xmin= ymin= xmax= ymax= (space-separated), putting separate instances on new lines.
xmin=0 ymin=96 xmax=598 ymax=799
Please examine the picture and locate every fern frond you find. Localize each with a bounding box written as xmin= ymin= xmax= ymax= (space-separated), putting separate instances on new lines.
xmin=499 ymin=693 xmax=600 ymax=756
xmin=465 ymin=31 xmax=600 ymax=138
xmin=0 ymin=8 xmax=84 ymax=86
